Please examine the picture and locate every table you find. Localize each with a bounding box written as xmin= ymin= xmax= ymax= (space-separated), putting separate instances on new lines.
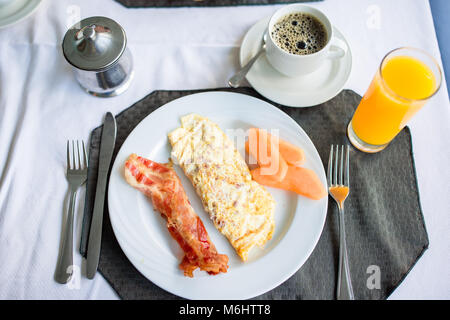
xmin=430 ymin=0 xmax=450 ymax=96
xmin=0 ymin=0 xmax=448 ymax=299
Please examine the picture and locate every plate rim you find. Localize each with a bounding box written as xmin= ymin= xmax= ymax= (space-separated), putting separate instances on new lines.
xmin=107 ymin=91 xmax=328 ymax=299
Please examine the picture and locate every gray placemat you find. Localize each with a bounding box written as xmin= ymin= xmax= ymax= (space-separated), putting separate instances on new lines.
xmin=115 ymin=0 xmax=322 ymax=8
xmin=80 ymin=88 xmax=428 ymax=300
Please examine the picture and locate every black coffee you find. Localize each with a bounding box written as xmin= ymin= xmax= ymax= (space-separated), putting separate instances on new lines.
xmin=271 ymin=12 xmax=328 ymax=55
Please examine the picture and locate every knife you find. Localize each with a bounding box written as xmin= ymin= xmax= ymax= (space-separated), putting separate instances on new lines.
xmin=86 ymin=112 xmax=117 ymax=279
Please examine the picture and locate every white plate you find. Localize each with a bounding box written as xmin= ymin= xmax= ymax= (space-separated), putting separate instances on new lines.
xmin=108 ymin=92 xmax=328 ymax=299
xmin=241 ymin=16 xmax=352 ymax=107
xmin=0 ymin=0 xmax=42 ymax=29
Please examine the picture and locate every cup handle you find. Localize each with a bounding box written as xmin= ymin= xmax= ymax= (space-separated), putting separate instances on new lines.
xmin=326 ymin=37 xmax=347 ymax=59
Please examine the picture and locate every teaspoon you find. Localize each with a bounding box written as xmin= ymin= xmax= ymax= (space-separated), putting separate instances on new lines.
xmin=228 ymin=32 xmax=268 ymax=88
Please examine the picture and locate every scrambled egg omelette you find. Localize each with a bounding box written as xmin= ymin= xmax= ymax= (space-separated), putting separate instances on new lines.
xmin=168 ymin=114 xmax=275 ymax=261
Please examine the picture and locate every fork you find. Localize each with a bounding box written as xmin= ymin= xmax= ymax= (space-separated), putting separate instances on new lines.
xmin=327 ymin=144 xmax=354 ymax=300
xmin=54 ymin=140 xmax=88 ymax=284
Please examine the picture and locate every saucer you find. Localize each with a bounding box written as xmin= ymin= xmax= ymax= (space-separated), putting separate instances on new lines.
xmin=0 ymin=0 xmax=42 ymax=29
xmin=240 ymin=16 xmax=352 ymax=107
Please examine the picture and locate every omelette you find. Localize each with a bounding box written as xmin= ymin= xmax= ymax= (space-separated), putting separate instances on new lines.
xmin=168 ymin=114 xmax=275 ymax=261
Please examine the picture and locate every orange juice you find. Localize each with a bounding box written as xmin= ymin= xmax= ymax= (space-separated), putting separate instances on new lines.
xmin=351 ymin=55 xmax=437 ymax=146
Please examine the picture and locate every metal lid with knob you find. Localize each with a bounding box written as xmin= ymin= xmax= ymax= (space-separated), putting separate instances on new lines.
xmin=62 ymin=16 xmax=127 ymax=71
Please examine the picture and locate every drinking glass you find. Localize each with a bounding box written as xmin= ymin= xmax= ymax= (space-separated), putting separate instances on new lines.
xmin=347 ymin=47 xmax=442 ymax=153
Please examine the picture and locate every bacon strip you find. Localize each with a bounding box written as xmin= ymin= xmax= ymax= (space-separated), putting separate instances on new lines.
xmin=124 ymin=153 xmax=228 ymax=277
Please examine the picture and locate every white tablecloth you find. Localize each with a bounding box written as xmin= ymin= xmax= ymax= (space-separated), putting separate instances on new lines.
xmin=0 ymin=0 xmax=448 ymax=299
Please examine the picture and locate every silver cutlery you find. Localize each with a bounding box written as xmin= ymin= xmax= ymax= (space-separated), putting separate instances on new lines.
xmin=228 ymin=32 xmax=267 ymax=88
xmin=327 ymin=144 xmax=354 ymax=300
xmin=86 ymin=112 xmax=117 ymax=279
xmin=55 ymin=140 xmax=88 ymax=284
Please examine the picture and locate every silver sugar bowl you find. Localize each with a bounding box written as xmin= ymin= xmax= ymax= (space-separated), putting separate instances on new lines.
xmin=62 ymin=16 xmax=134 ymax=97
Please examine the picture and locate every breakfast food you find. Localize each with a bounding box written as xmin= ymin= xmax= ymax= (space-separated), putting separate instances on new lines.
xmin=245 ymin=127 xmax=326 ymax=200
xmin=168 ymin=114 xmax=275 ymax=261
xmin=124 ymin=153 xmax=228 ymax=277
xmin=246 ymin=128 xmax=305 ymax=167
xmin=246 ymin=128 xmax=288 ymax=182
xmin=251 ymin=166 xmax=327 ymax=200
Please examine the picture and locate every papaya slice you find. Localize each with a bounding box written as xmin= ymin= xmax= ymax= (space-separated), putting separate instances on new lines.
xmin=251 ymin=165 xmax=327 ymax=200
xmin=246 ymin=128 xmax=288 ymax=182
xmin=249 ymin=128 xmax=305 ymax=167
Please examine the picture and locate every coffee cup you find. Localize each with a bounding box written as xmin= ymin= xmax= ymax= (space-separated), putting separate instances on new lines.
xmin=266 ymin=4 xmax=347 ymax=77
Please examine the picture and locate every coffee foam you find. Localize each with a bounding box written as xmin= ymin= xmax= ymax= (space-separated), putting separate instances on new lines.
xmin=271 ymin=13 xmax=327 ymax=55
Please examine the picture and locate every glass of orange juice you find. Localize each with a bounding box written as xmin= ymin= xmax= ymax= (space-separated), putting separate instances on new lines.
xmin=347 ymin=47 xmax=442 ymax=153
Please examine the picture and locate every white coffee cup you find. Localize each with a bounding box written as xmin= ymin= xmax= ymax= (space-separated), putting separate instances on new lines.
xmin=266 ymin=4 xmax=347 ymax=77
